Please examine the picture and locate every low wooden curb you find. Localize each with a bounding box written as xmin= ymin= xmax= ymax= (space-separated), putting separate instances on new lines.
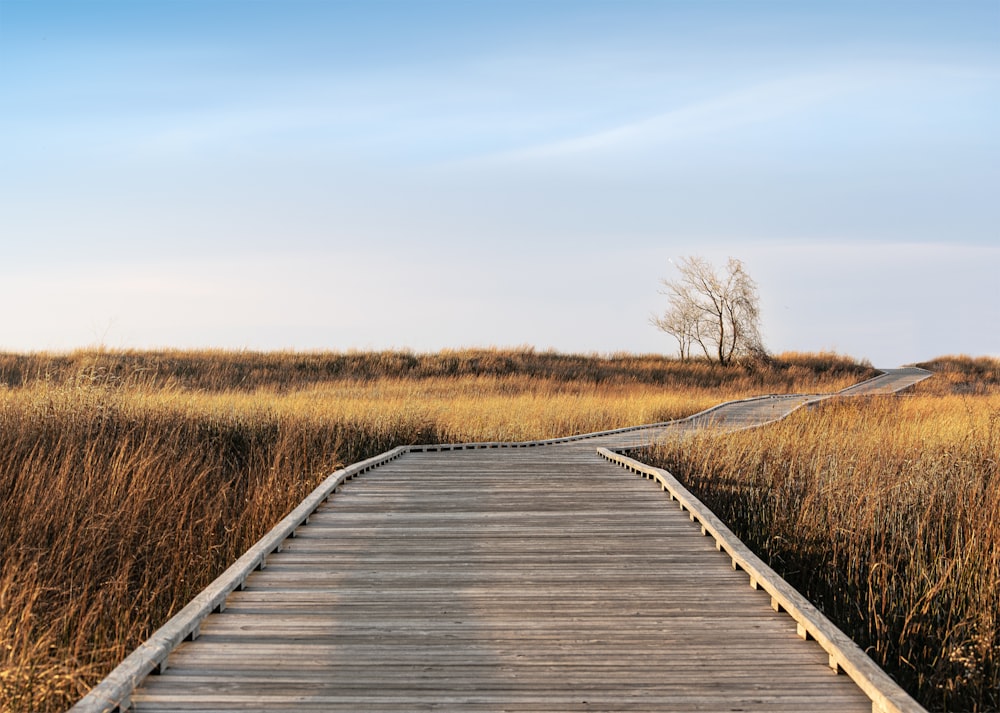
xmin=597 ymin=446 xmax=926 ymax=713
xmin=70 ymin=446 xmax=409 ymax=713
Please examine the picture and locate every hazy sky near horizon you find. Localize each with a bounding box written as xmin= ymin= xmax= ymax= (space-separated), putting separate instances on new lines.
xmin=1 ymin=1 xmax=997 ymax=367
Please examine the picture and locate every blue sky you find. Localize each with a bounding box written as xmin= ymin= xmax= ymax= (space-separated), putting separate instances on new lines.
xmin=1 ymin=1 xmax=997 ymax=366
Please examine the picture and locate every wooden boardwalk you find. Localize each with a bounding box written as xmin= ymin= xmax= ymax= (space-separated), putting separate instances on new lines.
xmin=74 ymin=368 xmax=931 ymax=713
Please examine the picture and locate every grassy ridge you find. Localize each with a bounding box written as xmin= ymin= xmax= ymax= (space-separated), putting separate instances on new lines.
xmin=641 ymin=356 xmax=1000 ymax=712
xmin=0 ymin=347 xmax=872 ymax=392
xmin=0 ymin=349 xmax=873 ymax=711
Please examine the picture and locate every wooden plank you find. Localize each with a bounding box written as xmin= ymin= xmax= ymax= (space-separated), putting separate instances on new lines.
xmin=599 ymin=447 xmax=925 ymax=713
xmin=68 ymin=446 xmax=410 ymax=713
xmin=124 ymin=448 xmax=875 ymax=712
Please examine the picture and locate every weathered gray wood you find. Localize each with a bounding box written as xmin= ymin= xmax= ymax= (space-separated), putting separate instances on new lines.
xmin=123 ymin=448 xmax=873 ymax=712
xmin=835 ymin=367 xmax=932 ymax=396
xmin=597 ymin=446 xmax=925 ymax=713
xmin=70 ymin=446 xmax=410 ymax=713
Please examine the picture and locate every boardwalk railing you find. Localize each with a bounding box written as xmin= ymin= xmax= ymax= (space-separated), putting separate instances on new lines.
xmin=598 ymin=447 xmax=924 ymax=713
xmin=72 ymin=446 xmax=410 ymax=713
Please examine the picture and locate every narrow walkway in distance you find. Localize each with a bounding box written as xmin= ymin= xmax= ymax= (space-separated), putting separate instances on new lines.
xmin=586 ymin=366 xmax=932 ymax=451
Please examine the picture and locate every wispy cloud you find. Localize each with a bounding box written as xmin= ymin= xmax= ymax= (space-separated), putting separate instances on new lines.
xmin=471 ymin=71 xmax=863 ymax=164
xmin=462 ymin=60 xmax=999 ymax=165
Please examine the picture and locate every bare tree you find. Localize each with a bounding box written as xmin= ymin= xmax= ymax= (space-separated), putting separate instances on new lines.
xmin=652 ymin=256 xmax=764 ymax=365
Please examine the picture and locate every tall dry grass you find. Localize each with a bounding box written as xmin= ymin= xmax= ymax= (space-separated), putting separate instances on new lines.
xmin=0 ymin=348 xmax=872 ymax=712
xmin=641 ymin=357 xmax=1000 ymax=712
xmin=0 ymin=383 xmax=353 ymax=711
xmin=0 ymin=347 xmax=873 ymax=393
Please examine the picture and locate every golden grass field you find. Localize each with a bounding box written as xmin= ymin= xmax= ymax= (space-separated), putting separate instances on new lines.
xmin=642 ymin=355 xmax=1000 ymax=712
xmin=0 ymin=348 xmax=989 ymax=711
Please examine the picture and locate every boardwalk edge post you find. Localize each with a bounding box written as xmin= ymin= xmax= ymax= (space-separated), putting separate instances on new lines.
xmin=596 ymin=446 xmax=927 ymax=713
xmin=68 ymin=445 xmax=412 ymax=713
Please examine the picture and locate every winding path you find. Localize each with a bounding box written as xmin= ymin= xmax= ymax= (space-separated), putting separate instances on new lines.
xmin=74 ymin=367 xmax=931 ymax=713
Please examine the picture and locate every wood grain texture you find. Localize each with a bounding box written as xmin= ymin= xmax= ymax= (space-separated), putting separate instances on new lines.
xmin=131 ymin=447 xmax=873 ymax=712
